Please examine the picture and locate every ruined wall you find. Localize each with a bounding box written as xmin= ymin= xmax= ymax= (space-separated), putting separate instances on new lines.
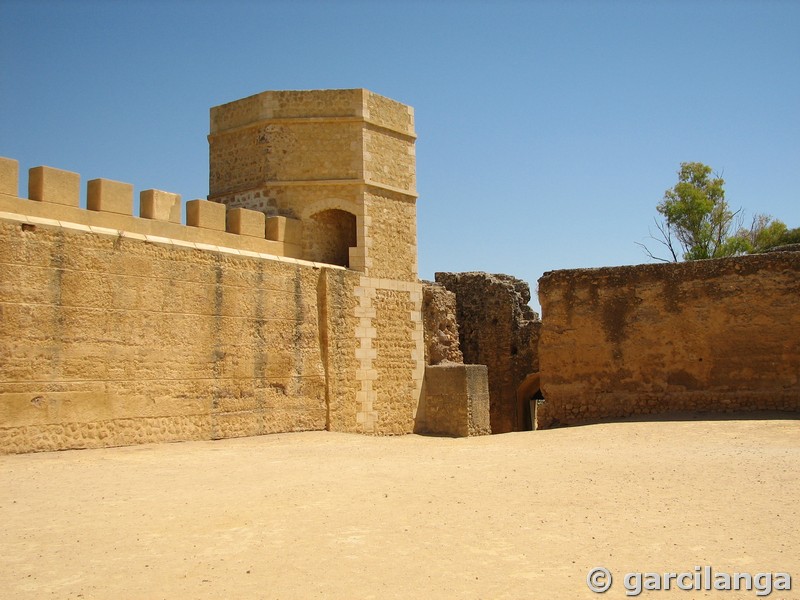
xmin=537 ymin=253 xmax=800 ymax=427
xmin=422 ymin=282 xmax=463 ymax=365
xmin=435 ymin=272 xmax=541 ymax=433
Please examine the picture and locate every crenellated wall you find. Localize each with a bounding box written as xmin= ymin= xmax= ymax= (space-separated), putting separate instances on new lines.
xmin=536 ymin=253 xmax=800 ymax=427
xmin=0 ymin=162 xmax=424 ymax=453
xmin=0 ymin=158 xmax=306 ymax=261
xmin=0 ymin=89 xmax=426 ymax=454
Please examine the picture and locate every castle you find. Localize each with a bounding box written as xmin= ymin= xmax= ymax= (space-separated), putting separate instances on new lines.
xmin=1 ymin=89 xmax=798 ymax=454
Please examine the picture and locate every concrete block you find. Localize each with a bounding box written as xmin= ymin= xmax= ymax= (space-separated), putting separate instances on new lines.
xmin=28 ymin=166 xmax=80 ymax=207
xmin=265 ymin=216 xmax=303 ymax=244
xmin=186 ymin=199 xmax=226 ymax=231
xmin=0 ymin=157 xmax=19 ymax=196
xmin=226 ymin=207 xmax=265 ymax=238
xmin=87 ymin=178 xmax=134 ymax=215
xmin=140 ymin=189 xmax=181 ymax=223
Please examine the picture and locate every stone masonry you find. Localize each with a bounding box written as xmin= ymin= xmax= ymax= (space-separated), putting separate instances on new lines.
xmin=415 ymin=364 xmax=491 ymax=438
xmin=0 ymin=89 xmax=426 ymax=453
xmin=435 ymin=272 xmax=541 ymax=433
xmin=415 ymin=282 xmax=490 ymax=437
xmin=421 ymin=282 xmax=463 ymax=365
xmin=536 ymin=253 xmax=800 ymax=427
xmin=2 ymin=88 xmax=797 ymax=453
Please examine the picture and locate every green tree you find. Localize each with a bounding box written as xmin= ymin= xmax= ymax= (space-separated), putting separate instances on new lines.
xmin=779 ymin=227 xmax=800 ymax=246
xmin=733 ymin=215 xmax=800 ymax=252
xmin=732 ymin=214 xmax=788 ymax=253
xmin=639 ymin=162 xmax=744 ymax=262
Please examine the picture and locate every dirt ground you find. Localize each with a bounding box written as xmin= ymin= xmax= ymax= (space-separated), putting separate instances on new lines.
xmin=1 ymin=414 xmax=798 ymax=599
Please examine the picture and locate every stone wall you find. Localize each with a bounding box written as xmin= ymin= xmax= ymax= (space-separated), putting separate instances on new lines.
xmin=363 ymin=189 xmax=418 ymax=281
xmin=415 ymin=364 xmax=490 ymax=437
xmin=0 ymin=216 xmax=336 ymax=453
xmin=435 ymin=272 xmax=541 ymax=433
xmin=421 ymin=282 xmax=463 ymax=365
xmin=536 ymin=253 xmax=800 ymax=427
xmin=208 ymin=120 xmax=363 ymax=194
xmin=0 ymin=198 xmax=422 ymax=453
xmin=0 ymin=89 xmax=426 ymax=454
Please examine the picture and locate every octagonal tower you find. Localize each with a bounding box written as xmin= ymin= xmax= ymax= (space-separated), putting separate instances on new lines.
xmin=208 ymin=88 xmax=418 ymax=281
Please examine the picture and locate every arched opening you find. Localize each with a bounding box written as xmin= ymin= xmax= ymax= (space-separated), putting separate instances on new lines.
xmin=304 ymin=209 xmax=357 ymax=268
xmin=516 ymin=372 xmax=542 ymax=431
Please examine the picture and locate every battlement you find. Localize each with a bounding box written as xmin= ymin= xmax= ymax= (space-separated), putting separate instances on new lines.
xmin=0 ymin=156 xmax=337 ymax=268
xmin=210 ymin=88 xmax=415 ymax=139
xmin=0 ymin=89 xmax=426 ymax=455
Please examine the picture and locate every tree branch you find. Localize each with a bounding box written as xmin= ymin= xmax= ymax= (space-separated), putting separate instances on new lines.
xmin=636 ymin=218 xmax=679 ymax=262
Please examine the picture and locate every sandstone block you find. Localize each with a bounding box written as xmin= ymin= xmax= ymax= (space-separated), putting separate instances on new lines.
xmin=29 ymin=166 xmax=80 ymax=207
xmin=186 ymin=199 xmax=226 ymax=231
xmin=265 ymin=216 xmax=303 ymax=245
xmin=140 ymin=189 xmax=181 ymax=223
xmin=227 ymin=207 xmax=265 ymax=238
xmin=417 ymin=364 xmax=490 ymax=437
xmin=87 ymin=178 xmax=134 ymax=215
xmin=0 ymin=157 xmax=19 ymax=196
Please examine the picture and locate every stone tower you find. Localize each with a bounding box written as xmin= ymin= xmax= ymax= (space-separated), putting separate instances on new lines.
xmin=208 ymin=88 xmax=418 ymax=282
xmin=209 ymin=89 xmax=425 ymax=434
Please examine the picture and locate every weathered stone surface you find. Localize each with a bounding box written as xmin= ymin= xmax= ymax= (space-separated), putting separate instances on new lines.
xmin=416 ymin=364 xmax=490 ymax=437
xmin=208 ymin=89 xmax=418 ymax=280
xmin=28 ymin=166 xmax=80 ymax=207
xmin=186 ymin=199 xmax=226 ymax=231
xmin=266 ymin=215 xmax=303 ymax=245
xmin=766 ymin=243 xmax=800 ymax=253
xmin=435 ymin=272 xmax=541 ymax=433
xmin=373 ymin=288 xmax=418 ymax=434
xmin=0 ymin=219 xmax=333 ymax=453
xmin=0 ymin=191 xmax=290 ymax=257
xmin=87 ymin=178 xmax=134 ymax=215
xmin=536 ymin=253 xmax=800 ymax=428
xmin=0 ymin=157 xmax=19 ymax=196
xmin=421 ymin=282 xmax=463 ymax=365
xmin=226 ymin=207 xmax=265 ymax=238
xmin=140 ymin=189 xmax=181 ymax=223
xmin=0 ymin=89 xmax=426 ymax=453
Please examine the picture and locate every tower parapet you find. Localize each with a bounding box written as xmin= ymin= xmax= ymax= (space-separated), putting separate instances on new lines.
xmin=208 ymin=89 xmax=418 ymax=280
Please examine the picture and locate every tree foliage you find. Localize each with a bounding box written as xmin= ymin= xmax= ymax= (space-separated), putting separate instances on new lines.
xmin=732 ymin=215 xmax=799 ymax=253
xmin=656 ymin=162 xmax=741 ymax=261
xmin=640 ymin=162 xmax=796 ymax=262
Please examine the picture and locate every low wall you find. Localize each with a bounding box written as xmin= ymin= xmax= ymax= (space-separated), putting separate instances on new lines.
xmin=415 ymin=364 xmax=490 ymax=437
xmin=536 ymin=253 xmax=800 ymax=427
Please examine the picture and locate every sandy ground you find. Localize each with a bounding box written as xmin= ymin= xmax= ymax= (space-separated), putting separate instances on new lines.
xmin=1 ymin=415 xmax=798 ymax=599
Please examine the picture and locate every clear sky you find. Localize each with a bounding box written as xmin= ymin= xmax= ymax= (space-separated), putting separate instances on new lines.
xmin=1 ymin=0 xmax=798 ymax=312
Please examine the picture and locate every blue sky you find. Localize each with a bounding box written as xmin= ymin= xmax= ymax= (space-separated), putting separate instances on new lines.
xmin=1 ymin=0 xmax=798 ymax=312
